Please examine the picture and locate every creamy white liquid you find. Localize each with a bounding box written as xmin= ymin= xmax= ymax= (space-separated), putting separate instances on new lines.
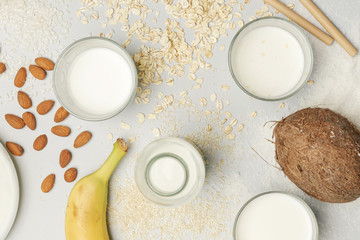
xmin=67 ymin=47 xmax=134 ymax=115
xmin=148 ymin=155 xmax=186 ymax=194
xmin=0 ymin=150 xmax=15 ymax=235
xmin=231 ymin=26 xmax=305 ymax=98
xmin=235 ymin=193 xmax=314 ymax=240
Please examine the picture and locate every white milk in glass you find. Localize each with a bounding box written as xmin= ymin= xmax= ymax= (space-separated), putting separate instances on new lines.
xmin=148 ymin=155 xmax=187 ymax=194
xmin=231 ymin=26 xmax=305 ymax=98
xmin=235 ymin=193 xmax=315 ymax=240
xmin=67 ymin=47 xmax=134 ymax=115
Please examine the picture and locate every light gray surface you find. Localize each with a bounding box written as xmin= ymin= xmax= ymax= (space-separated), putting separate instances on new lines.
xmin=0 ymin=0 xmax=359 ymax=239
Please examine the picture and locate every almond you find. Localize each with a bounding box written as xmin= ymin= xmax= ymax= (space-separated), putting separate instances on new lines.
xmin=64 ymin=168 xmax=77 ymax=183
xmin=29 ymin=65 xmax=46 ymax=80
xmin=41 ymin=174 xmax=55 ymax=193
xmin=6 ymin=142 xmax=24 ymax=156
xmin=51 ymin=125 xmax=71 ymax=137
xmin=33 ymin=134 xmax=48 ymax=151
xmin=5 ymin=114 xmax=25 ymax=129
xmin=59 ymin=149 xmax=72 ymax=168
xmin=0 ymin=62 xmax=6 ymax=74
xmin=74 ymin=131 xmax=92 ymax=148
xmin=17 ymin=91 xmax=32 ymax=109
xmin=14 ymin=67 xmax=27 ymax=87
xmin=54 ymin=106 xmax=69 ymax=123
xmin=37 ymin=100 xmax=54 ymax=115
xmin=35 ymin=57 xmax=55 ymax=71
xmin=22 ymin=112 xmax=36 ymax=130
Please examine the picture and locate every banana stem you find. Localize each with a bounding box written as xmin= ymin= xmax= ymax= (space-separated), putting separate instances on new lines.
xmin=94 ymin=139 xmax=128 ymax=182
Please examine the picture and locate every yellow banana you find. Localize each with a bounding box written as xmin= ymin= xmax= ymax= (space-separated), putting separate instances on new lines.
xmin=65 ymin=138 xmax=129 ymax=240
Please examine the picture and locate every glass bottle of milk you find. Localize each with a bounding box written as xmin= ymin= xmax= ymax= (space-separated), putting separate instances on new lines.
xmin=135 ymin=137 xmax=205 ymax=207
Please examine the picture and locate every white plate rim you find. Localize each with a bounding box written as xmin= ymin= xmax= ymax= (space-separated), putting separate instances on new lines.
xmin=0 ymin=143 xmax=20 ymax=240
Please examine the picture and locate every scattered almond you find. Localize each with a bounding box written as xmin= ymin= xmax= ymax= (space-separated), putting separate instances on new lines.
xmin=5 ymin=142 xmax=24 ymax=156
xmin=37 ymin=100 xmax=54 ymax=115
xmin=54 ymin=107 xmax=69 ymax=123
xmin=35 ymin=57 xmax=55 ymax=71
xmin=17 ymin=91 xmax=32 ymax=109
xmin=41 ymin=174 xmax=55 ymax=193
xmin=64 ymin=168 xmax=77 ymax=182
xmin=5 ymin=114 xmax=25 ymax=129
xmin=59 ymin=149 xmax=72 ymax=168
xmin=29 ymin=65 xmax=46 ymax=80
xmin=14 ymin=67 xmax=27 ymax=88
xmin=51 ymin=125 xmax=71 ymax=137
xmin=33 ymin=134 xmax=48 ymax=151
xmin=74 ymin=131 xmax=92 ymax=148
xmin=22 ymin=112 xmax=36 ymax=130
xmin=0 ymin=62 xmax=6 ymax=74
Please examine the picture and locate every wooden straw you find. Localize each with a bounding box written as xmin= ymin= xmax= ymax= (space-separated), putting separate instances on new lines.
xmin=264 ymin=0 xmax=334 ymax=45
xmin=299 ymin=0 xmax=358 ymax=56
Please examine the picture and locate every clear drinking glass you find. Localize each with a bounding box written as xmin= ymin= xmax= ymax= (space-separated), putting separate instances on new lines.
xmin=53 ymin=37 xmax=138 ymax=121
xmin=233 ymin=191 xmax=318 ymax=240
xmin=228 ymin=17 xmax=314 ymax=101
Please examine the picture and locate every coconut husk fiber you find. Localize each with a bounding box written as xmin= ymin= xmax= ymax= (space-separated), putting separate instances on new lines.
xmin=274 ymin=107 xmax=360 ymax=203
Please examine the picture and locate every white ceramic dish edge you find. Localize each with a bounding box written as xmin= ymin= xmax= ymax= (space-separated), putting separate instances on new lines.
xmin=0 ymin=143 xmax=19 ymax=240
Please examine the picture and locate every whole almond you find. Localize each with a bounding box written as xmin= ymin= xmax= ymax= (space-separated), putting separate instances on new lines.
xmin=74 ymin=131 xmax=92 ymax=148
xmin=6 ymin=142 xmax=24 ymax=156
xmin=33 ymin=134 xmax=48 ymax=151
xmin=54 ymin=107 xmax=69 ymax=123
xmin=5 ymin=114 xmax=25 ymax=129
xmin=59 ymin=149 xmax=72 ymax=168
xmin=37 ymin=100 xmax=54 ymax=115
xmin=51 ymin=125 xmax=71 ymax=137
xmin=29 ymin=65 xmax=46 ymax=80
xmin=0 ymin=62 xmax=6 ymax=74
xmin=17 ymin=91 xmax=32 ymax=109
xmin=35 ymin=57 xmax=55 ymax=71
xmin=41 ymin=174 xmax=55 ymax=193
xmin=14 ymin=67 xmax=27 ymax=87
xmin=64 ymin=168 xmax=77 ymax=183
xmin=22 ymin=112 xmax=36 ymax=130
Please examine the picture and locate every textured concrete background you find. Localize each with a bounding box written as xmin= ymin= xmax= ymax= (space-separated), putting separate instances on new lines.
xmin=0 ymin=0 xmax=359 ymax=239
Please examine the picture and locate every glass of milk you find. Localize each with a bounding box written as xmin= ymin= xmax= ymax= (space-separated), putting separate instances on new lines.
xmin=233 ymin=192 xmax=318 ymax=240
xmin=135 ymin=137 xmax=205 ymax=207
xmin=53 ymin=37 xmax=138 ymax=121
xmin=229 ymin=17 xmax=313 ymax=101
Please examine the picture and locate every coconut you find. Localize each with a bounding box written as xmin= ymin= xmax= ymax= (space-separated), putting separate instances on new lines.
xmin=274 ymin=107 xmax=360 ymax=203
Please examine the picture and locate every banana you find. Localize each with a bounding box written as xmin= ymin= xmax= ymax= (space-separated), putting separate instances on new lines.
xmin=65 ymin=138 xmax=129 ymax=240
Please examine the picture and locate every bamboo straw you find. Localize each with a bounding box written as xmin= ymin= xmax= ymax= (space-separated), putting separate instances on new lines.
xmin=299 ymin=0 xmax=357 ymax=56
xmin=264 ymin=0 xmax=334 ymax=45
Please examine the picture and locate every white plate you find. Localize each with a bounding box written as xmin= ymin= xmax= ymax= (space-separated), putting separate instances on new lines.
xmin=0 ymin=143 xmax=19 ymax=240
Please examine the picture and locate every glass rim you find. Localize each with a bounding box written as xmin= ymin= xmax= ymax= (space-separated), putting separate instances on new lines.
xmin=145 ymin=152 xmax=189 ymax=197
xmin=233 ymin=191 xmax=319 ymax=240
xmin=228 ymin=17 xmax=314 ymax=101
xmin=52 ymin=36 xmax=138 ymax=122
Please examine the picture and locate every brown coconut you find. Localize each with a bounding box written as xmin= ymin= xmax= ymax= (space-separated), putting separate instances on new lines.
xmin=273 ymin=107 xmax=360 ymax=203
